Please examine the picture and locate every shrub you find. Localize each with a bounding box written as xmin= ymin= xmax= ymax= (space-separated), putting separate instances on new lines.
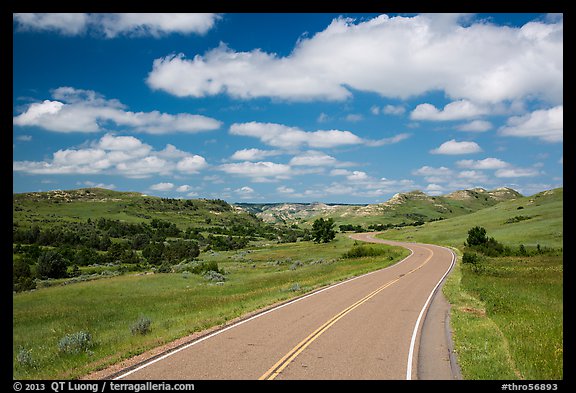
xmin=16 ymin=347 xmax=35 ymax=368
xmin=58 ymin=331 xmax=93 ymax=354
xmin=343 ymin=245 xmax=388 ymax=259
xmin=130 ymin=316 xmax=152 ymax=335
xmin=462 ymin=252 xmax=480 ymax=265
xmin=204 ymin=270 xmax=226 ymax=282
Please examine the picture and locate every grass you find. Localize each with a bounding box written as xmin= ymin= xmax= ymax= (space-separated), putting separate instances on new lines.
xmin=460 ymin=254 xmax=563 ymax=379
xmin=13 ymin=235 xmax=409 ymax=379
xmin=377 ymin=188 xmax=563 ymax=249
xmin=378 ymin=188 xmax=563 ymax=379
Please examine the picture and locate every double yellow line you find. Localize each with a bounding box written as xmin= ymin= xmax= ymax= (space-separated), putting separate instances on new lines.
xmin=259 ymin=248 xmax=433 ymax=380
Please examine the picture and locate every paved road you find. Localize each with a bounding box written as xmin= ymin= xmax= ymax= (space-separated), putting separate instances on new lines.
xmin=113 ymin=233 xmax=456 ymax=380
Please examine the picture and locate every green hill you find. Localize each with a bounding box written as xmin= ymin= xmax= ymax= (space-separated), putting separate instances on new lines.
xmin=243 ymin=187 xmax=523 ymax=228
xmin=376 ymin=187 xmax=562 ymax=249
xmin=13 ymin=187 xmax=260 ymax=231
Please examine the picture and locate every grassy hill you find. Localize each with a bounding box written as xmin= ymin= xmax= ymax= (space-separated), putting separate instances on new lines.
xmin=240 ymin=187 xmax=523 ymax=227
xmin=376 ymin=187 xmax=563 ymax=380
xmin=12 ymin=186 xmax=562 ymax=380
xmin=376 ymin=187 xmax=562 ymax=249
xmin=13 ymin=187 xmax=262 ymax=232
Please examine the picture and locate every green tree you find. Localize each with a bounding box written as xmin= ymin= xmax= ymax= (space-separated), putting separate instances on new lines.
xmin=466 ymin=226 xmax=488 ymax=246
xmin=311 ymin=218 xmax=336 ymax=243
xmin=36 ymin=250 xmax=68 ymax=279
xmin=13 ymin=258 xmax=36 ymax=292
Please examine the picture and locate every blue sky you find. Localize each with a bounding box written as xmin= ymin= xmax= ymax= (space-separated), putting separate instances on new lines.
xmin=12 ymin=13 xmax=563 ymax=203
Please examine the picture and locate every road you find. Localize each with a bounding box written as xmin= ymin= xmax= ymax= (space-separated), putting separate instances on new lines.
xmin=111 ymin=233 xmax=457 ymax=380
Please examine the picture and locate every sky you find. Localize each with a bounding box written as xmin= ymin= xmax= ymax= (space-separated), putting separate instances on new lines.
xmin=12 ymin=13 xmax=563 ymax=204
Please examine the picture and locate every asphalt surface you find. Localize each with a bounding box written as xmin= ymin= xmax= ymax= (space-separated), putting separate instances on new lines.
xmin=114 ymin=232 xmax=457 ymax=380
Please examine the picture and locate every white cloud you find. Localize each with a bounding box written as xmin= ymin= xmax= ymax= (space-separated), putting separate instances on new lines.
xmin=412 ymin=166 xmax=454 ymax=183
xmin=13 ymin=13 xmax=89 ymax=35
xmin=410 ymin=100 xmax=488 ymax=121
xmin=217 ymin=161 xmax=292 ymax=182
xmin=146 ymin=14 xmax=562 ymax=105
xmin=425 ymin=183 xmax=445 ymax=195
xmin=14 ymin=13 xmax=220 ymax=38
xmin=498 ymin=105 xmax=563 ymax=143
xmin=176 ymin=156 xmax=208 ymax=174
xmin=150 ymin=182 xmax=174 ymax=191
xmin=345 ymin=114 xmax=363 ymax=122
xmin=455 ymin=119 xmax=492 ymax=132
xmin=457 ymin=170 xmax=490 ymax=182
xmin=235 ymin=186 xmax=255 ymax=195
xmin=13 ymin=87 xmax=222 ymax=134
xmin=430 ymin=139 xmax=482 ymax=155
xmin=229 ymin=121 xmax=398 ymax=149
xmin=277 ymin=185 xmax=295 ymax=194
xmin=289 ymin=151 xmax=338 ymax=167
xmin=495 ymin=168 xmax=541 ymax=178
xmin=382 ymin=105 xmax=406 ymax=115
xmin=13 ymin=133 xmax=208 ymax=178
xmin=76 ymin=181 xmax=116 ymax=190
xmin=456 ymin=157 xmax=510 ymax=169
xmin=176 ymin=185 xmax=191 ymax=192
xmin=15 ymin=135 xmax=33 ymax=142
xmin=230 ymin=148 xmax=281 ymax=161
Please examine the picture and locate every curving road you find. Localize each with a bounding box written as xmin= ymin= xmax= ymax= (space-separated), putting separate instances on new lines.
xmin=112 ymin=233 xmax=457 ymax=380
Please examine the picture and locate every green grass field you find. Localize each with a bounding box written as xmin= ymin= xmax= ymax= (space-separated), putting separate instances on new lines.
xmin=13 ymin=235 xmax=409 ymax=379
xmin=378 ymin=188 xmax=563 ymax=379
xmin=13 ymin=186 xmax=562 ymax=380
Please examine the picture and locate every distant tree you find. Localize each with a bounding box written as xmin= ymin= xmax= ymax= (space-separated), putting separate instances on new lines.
xmin=311 ymin=218 xmax=336 ymax=243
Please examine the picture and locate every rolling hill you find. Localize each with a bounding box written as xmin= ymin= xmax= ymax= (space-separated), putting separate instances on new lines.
xmin=236 ymin=187 xmax=523 ymax=227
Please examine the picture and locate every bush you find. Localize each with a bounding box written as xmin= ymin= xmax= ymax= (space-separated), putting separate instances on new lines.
xmin=203 ymin=270 xmax=226 ymax=282
xmin=130 ymin=316 xmax=152 ymax=335
xmin=36 ymin=250 xmax=68 ymax=279
xmin=58 ymin=331 xmax=93 ymax=354
xmin=16 ymin=347 xmax=35 ymax=368
xmin=462 ymin=252 xmax=480 ymax=265
xmin=343 ymin=245 xmax=388 ymax=259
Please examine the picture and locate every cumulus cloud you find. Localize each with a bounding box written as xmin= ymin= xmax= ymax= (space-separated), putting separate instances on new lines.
xmin=410 ymin=100 xmax=488 ymax=121
xmin=13 ymin=87 xmax=222 ymax=134
xmin=288 ymin=150 xmax=351 ymax=167
xmin=229 ymin=121 xmax=408 ymax=149
xmin=430 ymin=139 xmax=482 ymax=155
xmin=146 ymin=14 xmax=562 ymax=105
xmin=13 ymin=13 xmax=220 ymax=38
xmin=230 ymin=148 xmax=281 ymax=161
xmin=277 ymin=185 xmax=295 ymax=194
xmin=217 ymin=161 xmax=292 ymax=182
xmin=498 ymin=105 xmax=563 ymax=142
xmin=412 ymin=166 xmax=454 ymax=183
xmin=456 ymin=157 xmax=510 ymax=169
xmin=150 ymin=182 xmax=175 ymax=191
xmin=13 ymin=133 xmax=208 ymax=178
xmin=455 ymin=119 xmax=493 ymax=132
xmin=495 ymin=167 xmax=542 ymax=178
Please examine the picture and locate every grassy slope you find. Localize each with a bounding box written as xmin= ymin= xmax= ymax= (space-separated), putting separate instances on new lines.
xmin=13 ymin=235 xmax=409 ymax=379
xmin=291 ymin=189 xmax=523 ymax=228
xmin=378 ymin=187 xmax=563 ymax=379
xmin=13 ymin=188 xmax=261 ymax=231
xmin=377 ymin=188 xmax=563 ymax=249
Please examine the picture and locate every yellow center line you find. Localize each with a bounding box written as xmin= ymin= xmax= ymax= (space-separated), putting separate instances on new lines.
xmin=259 ymin=247 xmax=434 ymax=380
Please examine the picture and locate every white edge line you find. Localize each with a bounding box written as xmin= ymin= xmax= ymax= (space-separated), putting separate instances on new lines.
xmin=115 ymin=244 xmax=415 ymax=380
xmin=406 ymin=246 xmax=456 ymax=380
